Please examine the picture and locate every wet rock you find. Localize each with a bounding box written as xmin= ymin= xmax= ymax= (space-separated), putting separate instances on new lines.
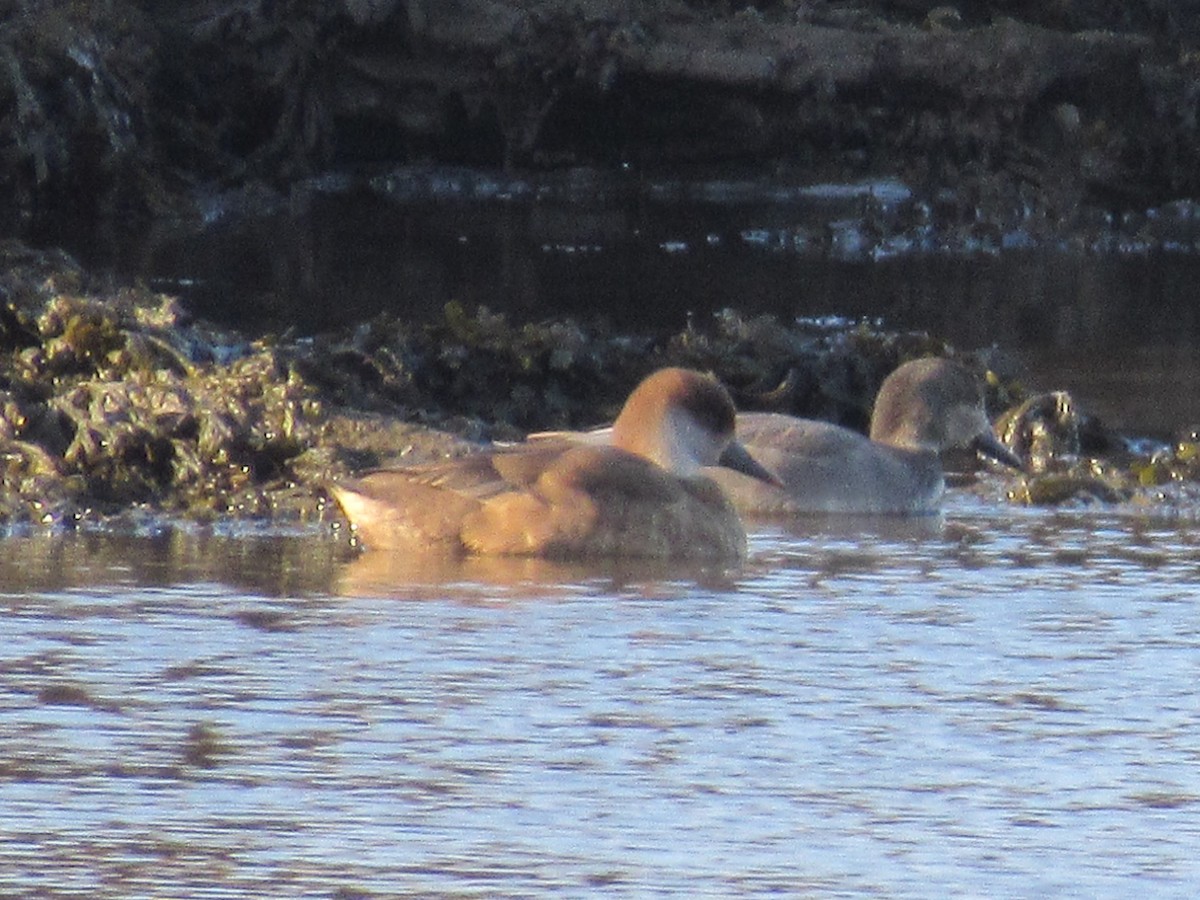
xmin=5 ymin=0 xmax=1200 ymax=240
xmin=997 ymin=391 xmax=1082 ymax=474
xmin=0 ymin=2 xmax=162 ymax=229
xmin=1128 ymin=427 xmax=1200 ymax=491
xmin=990 ymin=384 xmax=1184 ymax=507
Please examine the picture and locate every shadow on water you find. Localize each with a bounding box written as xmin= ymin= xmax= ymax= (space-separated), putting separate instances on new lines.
xmin=46 ymin=167 xmax=1200 ymax=435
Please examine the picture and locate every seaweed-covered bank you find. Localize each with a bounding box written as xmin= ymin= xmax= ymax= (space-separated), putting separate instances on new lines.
xmin=1 ymin=240 xmax=1197 ymax=534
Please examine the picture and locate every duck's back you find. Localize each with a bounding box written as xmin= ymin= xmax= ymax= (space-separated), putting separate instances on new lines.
xmin=709 ymin=413 xmax=944 ymax=516
xmin=465 ymin=444 xmax=746 ymax=559
xmin=336 ymin=442 xmax=748 ymax=559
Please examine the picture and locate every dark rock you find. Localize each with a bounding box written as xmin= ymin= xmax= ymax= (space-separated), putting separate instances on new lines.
xmin=3 ymin=1 xmax=1199 ymax=234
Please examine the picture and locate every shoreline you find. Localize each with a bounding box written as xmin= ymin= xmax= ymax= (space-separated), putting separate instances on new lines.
xmin=1 ymin=240 xmax=1195 ymax=532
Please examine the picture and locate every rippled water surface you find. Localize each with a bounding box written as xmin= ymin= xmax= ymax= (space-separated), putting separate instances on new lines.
xmin=3 ymin=493 xmax=1199 ymax=897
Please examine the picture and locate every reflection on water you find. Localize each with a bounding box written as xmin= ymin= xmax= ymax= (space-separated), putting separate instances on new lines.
xmin=336 ymin=545 xmax=740 ymax=602
xmin=3 ymin=495 xmax=1200 ymax=897
xmin=0 ymin=528 xmax=347 ymax=597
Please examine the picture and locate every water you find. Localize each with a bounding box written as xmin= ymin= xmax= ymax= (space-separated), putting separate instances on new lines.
xmin=3 ymin=492 xmax=1199 ymax=897
xmin=12 ymin=166 xmax=1200 ymax=894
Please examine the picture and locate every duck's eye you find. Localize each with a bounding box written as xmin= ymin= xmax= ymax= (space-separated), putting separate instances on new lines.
xmin=683 ymin=391 xmax=735 ymax=436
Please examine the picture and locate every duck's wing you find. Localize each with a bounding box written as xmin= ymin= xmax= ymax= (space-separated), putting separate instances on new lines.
xmin=526 ymin=425 xmax=613 ymax=446
xmin=463 ymin=444 xmax=743 ymax=559
xmin=335 ymin=442 xmax=745 ymax=559
xmin=736 ymin=413 xmax=872 ymax=479
xmin=331 ymin=442 xmax=612 ymax=552
xmin=720 ymin=412 xmax=942 ymax=515
xmin=354 ymin=443 xmax=568 ymax=498
xmin=330 ymin=469 xmax=482 ymax=551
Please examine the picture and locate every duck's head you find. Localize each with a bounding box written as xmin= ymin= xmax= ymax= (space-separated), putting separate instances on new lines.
xmin=870 ymin=358 xmax=1022 ymax=469
xmin=613 ymin=368 xmax=781 ymax=483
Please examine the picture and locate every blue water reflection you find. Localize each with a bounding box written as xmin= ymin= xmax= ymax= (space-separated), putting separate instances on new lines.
xmin=1 ymin=494 xmax=1199 ymax=896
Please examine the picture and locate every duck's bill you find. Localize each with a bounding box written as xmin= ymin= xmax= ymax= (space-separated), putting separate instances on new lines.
xmin=973 ymin=432 xmax=1024 ymax=470
xmin=719 ymin=440 xmax=784 ymax=486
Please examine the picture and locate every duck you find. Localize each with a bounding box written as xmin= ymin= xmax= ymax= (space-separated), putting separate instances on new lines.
xmin=707 ymin=357 xmax=1023 ymax=516
xmin=330 ymin=367 xmax=779 ymax=560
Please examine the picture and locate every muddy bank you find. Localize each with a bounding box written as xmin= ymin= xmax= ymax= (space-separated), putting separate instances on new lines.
xmin=1 ymin=240 xmax=1197 ymax=533
xmin=4 ymin=0 xmax=1200 ymax=241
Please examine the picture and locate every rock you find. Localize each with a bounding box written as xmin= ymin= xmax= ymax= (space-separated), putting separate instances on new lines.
xmin=4 ymin=1 xmax=1199 ymax=233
